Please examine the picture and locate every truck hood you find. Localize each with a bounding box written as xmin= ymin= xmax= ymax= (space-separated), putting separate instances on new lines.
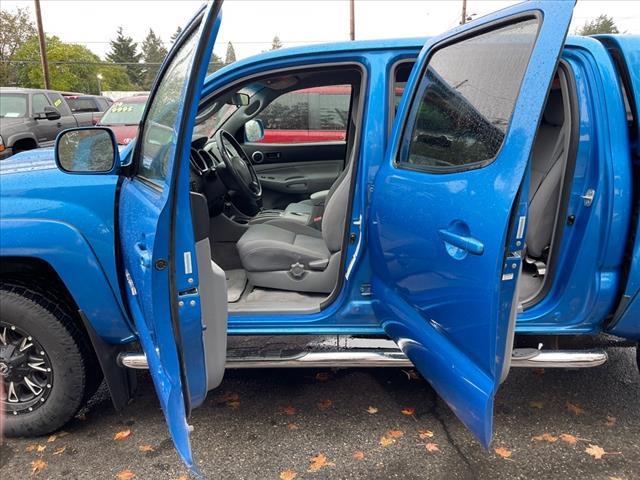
xmin=0 ymin=147 xmax=58 ymax=175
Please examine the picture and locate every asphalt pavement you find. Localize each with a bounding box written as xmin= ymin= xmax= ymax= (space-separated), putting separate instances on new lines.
xmin=1 ymin=346 xmax=639 ymax=479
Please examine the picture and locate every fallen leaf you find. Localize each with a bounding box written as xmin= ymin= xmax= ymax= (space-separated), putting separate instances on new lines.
xmin=532 ymin=433 xmax=558 ymax=443
xmin=315 ymin=372 xmax=332 ymax=382
xmin=26 ymin=444 xmax=37 ymax=453
xmin=116 ymin=470 xmax=135 ymax=480
xmin=425 ymin=442 xmax=440 ymax=453
xmin=287 ymin=423 xmax=300 ymax=431
xmin=400 ymin=407 xmax=415 ymax=416
xmin=606 ymin=415 xmax=617 ymax=427
xmin=559 ymin=433 xmax=578 ymax=445
xmin=227 ymin=400 xmax=240 ymax=409
xmin=352 ymin=451 xmax=365 ymax=461
xmin=418 ymin=430 xmax=434 ymax=439
xmin=585 ymin=444 xmax=606 ymax=460
xmin=282 ymin=406 xmax=297 ymax=416
xmin=609 ymin=477 xmax=624 ymax=480
xmin=387 ymin=430 xmax=404 ymax=439
xmin=77 ymin=413 xmax=87 ymax=421
xmin=317 ymin=399 xmax=333 ymax=411
xmin=279 ymin=470 xmax=297 ymax=480
xmin=532 ymin=368 xmax=546 ymax=376
xmin=307 ymin=453 xmax=334 ymax=472
xmin=47 ymin=431 xmax=69 ymax=443
xmin=221 ymin=392 xmax=240 ymax=402
xmin=366 ymin=406 xmax=378 ymax=414
xmin=114 ymin=429 xmax=132 ymax=441
xmin=36 ymin=445 xmax=47 ymax=453
xmin=566 ymin=402 xmax=585 ymax=416
xmin=529 ymin=400 xmax=545 ymax=409
xmin=176 ymin=476 xmax=188 ymax=480
xmin=53 ymin=447 xmax=66 ymax=456
xmin=139 ymin=445 xmax=155 ymax=453
xmin=31 ymin=459 xmax=46 ymax=474
xmin=379 ymin=435 xmax=395 ymax=447
xmin=494 ymin=446 xmax=512 ymax=459
xmin=402 ymin=369 xmax=420 ymax=380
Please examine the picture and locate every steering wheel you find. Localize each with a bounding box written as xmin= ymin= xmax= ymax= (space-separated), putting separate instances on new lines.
xmin=214 ymin=129 xmax=262 ymax=216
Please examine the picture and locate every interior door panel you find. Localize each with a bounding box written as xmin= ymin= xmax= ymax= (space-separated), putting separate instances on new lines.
xmin=242 ymin=142 xmax=345 ymax=208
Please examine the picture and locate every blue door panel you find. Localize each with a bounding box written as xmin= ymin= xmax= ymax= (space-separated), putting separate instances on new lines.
xmin=117 ymin=1 xmax=223 ymax=472
xmin=370 ymin=1 xmax=575 ymax=447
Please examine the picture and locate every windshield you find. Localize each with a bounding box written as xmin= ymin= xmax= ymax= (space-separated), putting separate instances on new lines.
xmin=0 ymin=93 xmax=28 ymax=118
xmin=193 ymin=86 xmax=254 ymax=138
xmin=100 ymin=100 xmax=147 ymax=125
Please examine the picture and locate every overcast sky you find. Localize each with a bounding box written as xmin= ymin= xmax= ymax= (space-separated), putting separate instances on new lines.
xmin=3 ymin=0 xmax=639 ymax=60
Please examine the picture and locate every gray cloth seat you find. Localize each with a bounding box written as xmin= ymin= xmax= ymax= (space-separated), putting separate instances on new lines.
xmin=526 ymin=89 xmax=567 ymax=260
xmin=237 ymin=159 xmax=353 ymax=293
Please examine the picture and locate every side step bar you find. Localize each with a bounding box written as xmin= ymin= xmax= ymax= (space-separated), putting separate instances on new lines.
xmin=118 ymin=348 xmax=607 ymax=370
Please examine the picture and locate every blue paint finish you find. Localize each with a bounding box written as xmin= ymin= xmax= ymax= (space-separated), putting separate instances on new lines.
xmin=369 ymin=1 xmax=575 ymax=446
xmin=516 ymin=38 xmax=633 ymax=335
xmin=117 ymin=2 xmax=222 ymax=472
xmin=0 ymin=154 xmax=133 ymax=343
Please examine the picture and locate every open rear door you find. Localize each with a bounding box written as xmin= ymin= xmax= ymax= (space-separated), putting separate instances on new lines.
xmin=370 ymin=1 xmax=574 ymax=446
xmin=116 ymin=1 xmax=225 ymax=472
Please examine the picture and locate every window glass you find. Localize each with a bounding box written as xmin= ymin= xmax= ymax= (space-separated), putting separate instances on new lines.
xmin=32 ymin=93 xmax=51 ymax=114
xmin=0 ymin=94 xmax=28 ymax=118
xmin=100 ymin=101 xmax=147 ymax=125
xmin=254 ymin=85 xmax=352 ymax=144
xmin=66 ymin=97 xmax=99 ymax=113
xmin=137 ymin=29 xmax=199 ymax=187
xmin=398 ymin=19 xmax=539 ymax=171
xmin=391 ymin=61 xmax=415 ymax=120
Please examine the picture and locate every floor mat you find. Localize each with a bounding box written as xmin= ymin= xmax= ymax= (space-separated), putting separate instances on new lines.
xmin=226 ymin=269 xmax=247 ymax=303
xmin=228 ymin=286 xmax=326 ymax=313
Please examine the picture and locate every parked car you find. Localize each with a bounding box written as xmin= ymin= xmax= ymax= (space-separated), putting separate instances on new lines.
xmin=0 ymin=88 xmax=96 ymax=159
xmin=62 ymin=94 xmax=113 ymax=125
xmin=97 ymin=95 xmax=148 ymax=145
xmin=1 ymin=1 xmax=638 ymax=475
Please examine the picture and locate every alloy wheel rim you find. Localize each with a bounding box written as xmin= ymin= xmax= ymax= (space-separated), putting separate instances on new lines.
xmin=0 ymin=322 xmax=53 ymax=415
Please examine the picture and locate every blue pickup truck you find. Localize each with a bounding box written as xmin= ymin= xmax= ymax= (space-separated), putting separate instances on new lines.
xmin=0 ymin=0 xmax=638 ymax=473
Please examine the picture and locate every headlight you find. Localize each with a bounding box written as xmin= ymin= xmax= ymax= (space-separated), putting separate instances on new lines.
xmin=0 ymin=135 xmax=4 ymax=152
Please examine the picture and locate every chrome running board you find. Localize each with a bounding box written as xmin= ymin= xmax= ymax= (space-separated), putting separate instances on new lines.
xmin=118 ymin=347 xmax=607 ymax=370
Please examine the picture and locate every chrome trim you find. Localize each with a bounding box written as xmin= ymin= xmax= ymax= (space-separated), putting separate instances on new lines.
xmin=510 ymin=349 xmax=607 ymax=368
xmin=118 ymin=348 xmax=608 ymax=371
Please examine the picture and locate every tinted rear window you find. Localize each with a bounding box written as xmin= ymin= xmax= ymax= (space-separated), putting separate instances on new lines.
xmin=100 ymin=101 xmax=146 ymax=126
xmin=398 ymin=19 xmax=539 ymax=172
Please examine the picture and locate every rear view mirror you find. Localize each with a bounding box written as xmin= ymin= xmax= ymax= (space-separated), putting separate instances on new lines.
xmin=55 ymin=127 xmax=119 ymax=174
xmin=244 ymin=119 xmax=265 ymax=143
xmin=226 ymin=92 xmax=250 ymax=107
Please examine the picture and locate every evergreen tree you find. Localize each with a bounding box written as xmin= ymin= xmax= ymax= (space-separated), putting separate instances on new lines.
xmin=170 ymin=26 xmax=183 ymax=43
xmin=577 ymin=14 xmax=619 ymax=35
xmin=141 ymin=28 xmax=168 ymax=90
xmin=270 ymin=35 xmax=283 ymax=50
xmin=106 ymin=27 xmax=142 ymax=87
xmin=225 ymin=42 xmax=236 ymax=64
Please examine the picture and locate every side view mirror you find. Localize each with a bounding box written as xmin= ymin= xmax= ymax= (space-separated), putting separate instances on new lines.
xmin=43 ymin=106 xmax=61 ymax=121
xmin=55 ymin=127 xmax=119 ymax=174
xmin=244 ymin=119 xmax=265 ymax=143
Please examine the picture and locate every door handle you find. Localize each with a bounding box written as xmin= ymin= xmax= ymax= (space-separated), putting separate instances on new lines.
xmin=134 ymin=242 xmax=152 ymax=268
xmin=438 ymin=229 xmax=484 ymax=256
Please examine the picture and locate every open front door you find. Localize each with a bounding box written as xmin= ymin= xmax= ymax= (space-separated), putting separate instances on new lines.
xmin=116 ymin=1 xmax=224 ymax=471
xmin=370 ymin=1 xmax=574 ymax=447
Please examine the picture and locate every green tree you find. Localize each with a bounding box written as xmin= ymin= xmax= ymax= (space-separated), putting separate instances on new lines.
xmin=0 ymin=7 xmax=37 ymax=86
xmin=270 ymin=35 xmax=283 ymax=50
xmin=141 ymin=28 xmax=168 ymax=90
xmin=106 ymin=27 xmax=142 ymax=87
xmin=170 ymin=26 xmax=183 ymax=43
xmin=577 ymin=14 xmax=619 ymax=35
xmin=224 ymin=41 xmax=236 ymax=64
xmin=13 ymin=36 xmax=133 ymax=93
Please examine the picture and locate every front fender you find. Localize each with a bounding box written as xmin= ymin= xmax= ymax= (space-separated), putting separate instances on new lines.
xmin=6 ymin=132 xmax=38 ymax=148
xmin=0 ymin=218 xmax=134 ymax=343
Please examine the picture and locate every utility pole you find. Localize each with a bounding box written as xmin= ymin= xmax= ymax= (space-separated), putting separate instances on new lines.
xmin=349 ymin=0 xmax=355 ymax=41
xmin=34 ymin=0 xmax=51 ymax=89
xmin=461 ymin=0 xmax=467 ymax=25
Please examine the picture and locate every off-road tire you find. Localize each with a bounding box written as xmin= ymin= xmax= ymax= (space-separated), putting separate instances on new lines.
xmin=1 ymin=284 xmax=94 ymax=437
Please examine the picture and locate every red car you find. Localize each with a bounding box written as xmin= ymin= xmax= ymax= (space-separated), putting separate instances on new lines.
xmin=98 ymin=95 xmax=148 ymax=145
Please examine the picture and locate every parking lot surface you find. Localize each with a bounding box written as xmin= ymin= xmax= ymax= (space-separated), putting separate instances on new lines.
xmin=1 ymin=346 xmax=639 ymax=479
